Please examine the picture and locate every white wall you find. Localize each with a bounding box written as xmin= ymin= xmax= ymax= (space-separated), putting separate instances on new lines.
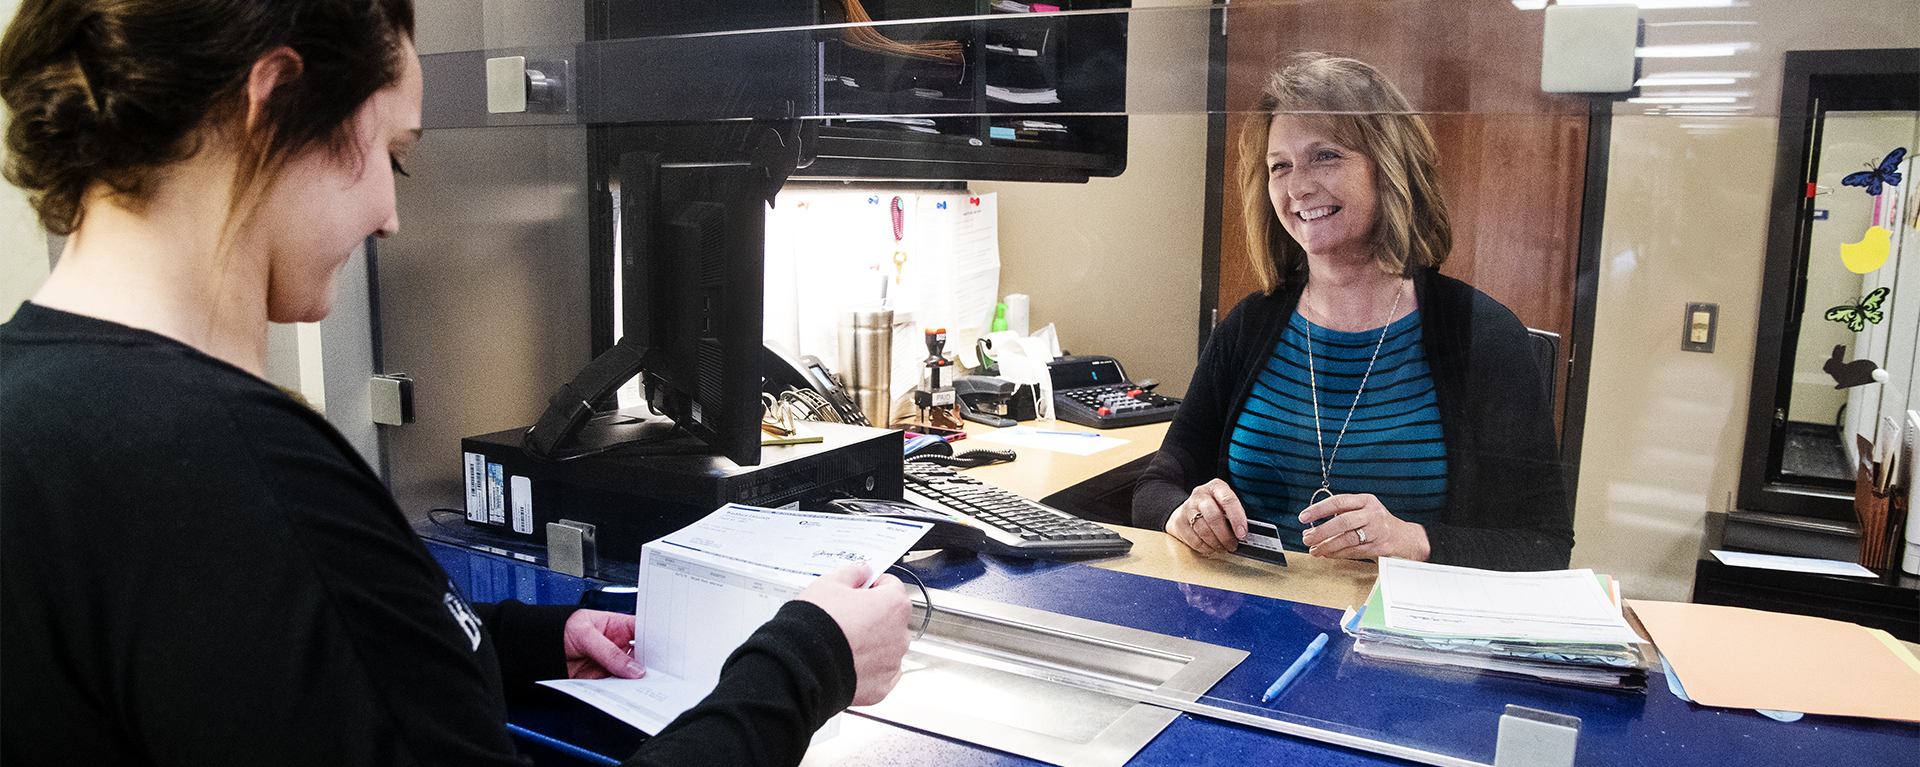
xmin=1574 ymin=115 xmax=1778 ymax=600
xmin=0 ymin=174 xmax=46 ymax=312
xmin=0 ymin=0 xmax=48 ymax=311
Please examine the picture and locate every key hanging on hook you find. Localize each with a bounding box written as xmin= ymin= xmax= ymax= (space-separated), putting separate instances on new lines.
xmin=891 ymin=196 xmax=908 ymax=284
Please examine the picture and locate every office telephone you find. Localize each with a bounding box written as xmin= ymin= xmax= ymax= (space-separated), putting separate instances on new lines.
xmin=761 ymin=343 xmax=868 ymax=426
xmin=1047 ymin=355 xmax=1182 ymax=429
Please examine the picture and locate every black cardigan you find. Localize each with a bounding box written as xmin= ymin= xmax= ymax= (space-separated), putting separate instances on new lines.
xmin=1134 ymin=270 xmax=1573 ymax=571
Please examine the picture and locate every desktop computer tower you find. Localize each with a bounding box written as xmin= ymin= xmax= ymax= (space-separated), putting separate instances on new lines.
xmin=460 ymin=418 xmax=903 ymax=565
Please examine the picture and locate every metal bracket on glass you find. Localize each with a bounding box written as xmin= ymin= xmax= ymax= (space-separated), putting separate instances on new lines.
xmin=1494 ymin=705 xmax=1581 ymax=767
xmin=545 ymin=519 xmax=598 ymax=578
xmin=485 ymin=55 xmax=570 ymax=115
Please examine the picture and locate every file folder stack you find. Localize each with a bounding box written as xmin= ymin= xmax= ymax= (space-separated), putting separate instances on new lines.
xmin=1350 ymin=559 xmax=1652 ymax=691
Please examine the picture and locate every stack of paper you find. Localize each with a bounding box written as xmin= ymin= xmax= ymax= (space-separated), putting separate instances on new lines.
xmin=1350 ymin=558 xmax=1652 ymax=690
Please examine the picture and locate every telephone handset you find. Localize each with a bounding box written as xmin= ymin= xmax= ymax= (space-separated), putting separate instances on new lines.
xmin=907 ymin=449 xmax=1017 ymax=469
xmin=761 ymin=343 xmax=868 ymax=426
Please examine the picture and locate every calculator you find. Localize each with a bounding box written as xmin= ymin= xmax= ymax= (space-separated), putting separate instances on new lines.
xmin=1047 ymin=355 xmax=1182 ymax=429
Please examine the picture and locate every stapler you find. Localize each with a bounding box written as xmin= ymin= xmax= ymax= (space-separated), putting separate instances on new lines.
xmin=954 ymin=375 xmax=1038 ymax=427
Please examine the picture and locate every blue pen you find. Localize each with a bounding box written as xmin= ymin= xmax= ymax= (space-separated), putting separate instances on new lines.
xmin=1013 ymin=427 xmax=1099 ymax=437
xmin=1261 ymin=632 xmax=1329 ymax=703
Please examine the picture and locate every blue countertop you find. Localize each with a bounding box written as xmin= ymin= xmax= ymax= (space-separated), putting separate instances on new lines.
xmin=429 ymin=541 xmax=1920 ymax=766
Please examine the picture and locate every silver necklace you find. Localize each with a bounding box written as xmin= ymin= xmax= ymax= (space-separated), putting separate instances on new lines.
xmin=1301 ymin=282 xmax=1404 ymax=509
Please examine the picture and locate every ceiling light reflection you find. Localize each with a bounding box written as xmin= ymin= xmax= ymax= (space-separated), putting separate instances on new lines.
xmin=1636 ymin=77 xmax=1737 ymax=86
xmin=1637 ymin=43 xmax=1754 ymax=58
xmin=1639 ymin=70 xmax=1753 ymax=80
xmin=1629 ymin=95 xmax=1740 ymax=104
xmin=1559 ymin=0 xmax=1736 ymax=7
xmin=1645 ymin=20 xmax=1758 ymax=27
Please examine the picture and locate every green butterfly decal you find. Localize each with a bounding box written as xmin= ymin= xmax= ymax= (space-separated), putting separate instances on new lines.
xmin=1825 ymin=286 xmax=1890 ymax=332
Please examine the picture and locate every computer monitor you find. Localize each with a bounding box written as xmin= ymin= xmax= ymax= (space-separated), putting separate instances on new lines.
xmin=523 ymin=152 xmax=766 ymax=466
xmin=620 ymin=154 xmax=766 ymax=465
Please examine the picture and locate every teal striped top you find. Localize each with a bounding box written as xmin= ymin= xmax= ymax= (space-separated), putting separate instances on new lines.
xmin=1226 ymin=310 xmax=1446 ymax=551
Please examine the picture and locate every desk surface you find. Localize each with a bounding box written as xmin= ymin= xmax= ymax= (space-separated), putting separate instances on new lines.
xmin=1091 ymin=525 xmax=1380 ymax=611
xmin=954 ymin=418 xmax=1377 ymax=611
xmin=956 ymin=419 xmax=1168 ymax=500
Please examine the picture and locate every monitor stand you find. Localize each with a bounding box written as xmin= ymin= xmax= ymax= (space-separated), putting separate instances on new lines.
xmin=545 ymin=406 xmax=709 ymax=459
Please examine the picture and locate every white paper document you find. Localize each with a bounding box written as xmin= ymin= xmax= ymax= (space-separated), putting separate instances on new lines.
xmin=1377 ymin=558 xmax=1644 ymax=644
xmin=540 ymin=505 xmax=933 ymax=734
xmin=1710 ymin=549 xmax=1878 ymax=578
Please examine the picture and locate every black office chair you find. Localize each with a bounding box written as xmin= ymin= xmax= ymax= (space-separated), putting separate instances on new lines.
xmin=1525 ymin=327 xmax=1562 ymax=414
xmin=1525 ymin=328 xmax=1565 ymax=458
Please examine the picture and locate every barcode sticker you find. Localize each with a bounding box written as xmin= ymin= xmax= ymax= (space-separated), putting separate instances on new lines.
xmin=486 ymin=463 xmax=506 ymax=525
xmin=463 ymin=452 xmax=486 ymax=522
xmin=510 ymin=476 xmax=533 ymax=534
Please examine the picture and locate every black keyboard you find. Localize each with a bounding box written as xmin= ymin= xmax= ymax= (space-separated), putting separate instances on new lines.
xmin=1054 ymin=383 xmax=1181 ymax=429
xmin=902 ymin=462 xmax=1133 ymax=559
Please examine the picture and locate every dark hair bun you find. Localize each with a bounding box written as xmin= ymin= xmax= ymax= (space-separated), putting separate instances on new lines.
xmin=1 ymin=0 xmax=416 ymax=235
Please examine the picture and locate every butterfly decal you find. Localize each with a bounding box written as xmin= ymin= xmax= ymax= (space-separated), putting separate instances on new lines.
xmin=1841 ymin=147 xmax=1905 ymax=196
xmin=1825 ymin=286 xmax=1890 ymax=332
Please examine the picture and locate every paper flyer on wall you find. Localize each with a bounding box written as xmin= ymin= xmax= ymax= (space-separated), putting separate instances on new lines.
xmin=540 ymin=505 xmax=932 ymax=734
xmin=763 ymin=190 xmax=1000 ymax=417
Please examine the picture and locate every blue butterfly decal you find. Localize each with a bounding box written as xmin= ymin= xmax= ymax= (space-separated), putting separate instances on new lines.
xmin=1841 ymin=147 xmax=1905 ymax=196
xmin=1825 ymin=286 xmax=1890 ymax=332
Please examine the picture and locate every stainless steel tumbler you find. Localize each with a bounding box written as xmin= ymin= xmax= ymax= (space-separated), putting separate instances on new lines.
xmin=838 ymin=308 xmax=893 ymax=427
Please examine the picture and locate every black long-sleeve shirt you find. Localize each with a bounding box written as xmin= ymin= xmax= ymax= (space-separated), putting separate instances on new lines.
xmin=1134 ymin=270 xmax=1573 ymax=571
xmin=1 ymin=301 xmax=853 ymax=766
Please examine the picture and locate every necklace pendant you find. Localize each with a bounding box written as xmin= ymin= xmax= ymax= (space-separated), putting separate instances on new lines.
xmin=1308 ymin=486 xmax=1334 ymax=507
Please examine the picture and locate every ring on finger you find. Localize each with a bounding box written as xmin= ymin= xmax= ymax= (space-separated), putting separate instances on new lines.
xmin=1192 ymin=510 xmax=1204 ymax=525
xmin=1354 ymin=527 xmax=1367 ymax=544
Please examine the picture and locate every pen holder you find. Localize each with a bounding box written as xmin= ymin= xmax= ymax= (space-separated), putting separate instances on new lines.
xmin=1854 ymin=463 xmax=1903 ymax=571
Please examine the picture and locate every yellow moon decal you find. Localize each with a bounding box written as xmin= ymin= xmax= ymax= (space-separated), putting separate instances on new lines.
xmin=1841 ymin=226 xmax=1892 ymax=274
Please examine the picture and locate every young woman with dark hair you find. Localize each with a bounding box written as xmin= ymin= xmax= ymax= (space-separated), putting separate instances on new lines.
xmin=0 ymin=2 xmax=910 ymax=764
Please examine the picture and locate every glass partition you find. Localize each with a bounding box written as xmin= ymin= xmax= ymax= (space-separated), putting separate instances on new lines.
xmin=375 ymin=2 xmax=1919 ymax=761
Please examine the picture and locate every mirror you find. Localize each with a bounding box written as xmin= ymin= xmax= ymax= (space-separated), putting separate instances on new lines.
xmin=1741 ymin=48 xmax=1920 ymax=522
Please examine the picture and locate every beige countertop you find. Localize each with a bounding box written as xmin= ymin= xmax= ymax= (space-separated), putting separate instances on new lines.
xmin=953 ymin=419 xmax=1168 ymax=500
xmin=1089 ymin=524 xmax=1379 ymax=610
xmin=946 ymin=418 xmax=1379 ymax=610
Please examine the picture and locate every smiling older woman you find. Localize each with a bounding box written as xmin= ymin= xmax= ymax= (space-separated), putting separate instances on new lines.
xmin=1134 ymin=53 xmax=1572 ymax=572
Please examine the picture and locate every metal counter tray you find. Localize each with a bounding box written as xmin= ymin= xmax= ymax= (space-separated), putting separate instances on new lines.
xmin=852 ymin=587 xmax=1248 ymax=767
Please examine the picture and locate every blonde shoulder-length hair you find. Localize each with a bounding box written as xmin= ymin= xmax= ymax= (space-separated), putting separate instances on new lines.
xmin=1239 ymin=53 xmax=1452 ymax=293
